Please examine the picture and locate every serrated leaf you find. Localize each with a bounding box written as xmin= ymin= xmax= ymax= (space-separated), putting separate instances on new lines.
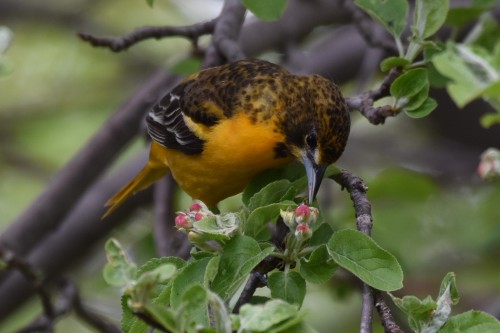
xmin=171 ymin=257 xmax=211 ymax=310
xmin=413 ymin=0 xmax=449 ymax=40
xmin=268 ymin=271 xmax=306 ymax=306
xmin=391 ymin=68 xmax=429 ymax=99
xmin=242 ymin=0 xmax=288 ymax=21
xmin=300 ymin=245 xmax=338 ymax=284
xmin=354 ymin=0 xmax=409 ymax=37
xmin=121 ymin=294 xmax=138 ymax=333
xmin=439 ymin=311 xmax=500 ymax=332
xmin=211 ymin=235 xmax=274 ymax=300
xmin=239 ymin=299 xmax=298 ymax=332
xmin=404 ymin=97 xmax=437 ymax=118
xmin=142 ymin=303 xmax=177 ymax=332
xmin=327 ymin=229 xmax=403 ymax=291
xmin=244 ymin=201 xmax=296 ymax=238
xmin=103 ymin=239 xmax=137 ymax=287
xmin=380 ymin=57 xmax=410 ymax=72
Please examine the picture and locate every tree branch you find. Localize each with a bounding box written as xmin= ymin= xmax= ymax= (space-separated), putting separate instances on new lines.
xmin=203 ymin=0 xmax=247 ymax=67
xmin=332 ymin=170 xmax=374 ymax=333
xmin=346 ymin=68 xmax=401 ymax=125
xmin=153 ymin=175 xmax=191 ymax=259
xmin=78 ymin=19 xmax=217 ymax=52
xmin=374 ymin=291 xmax=405 ymax=333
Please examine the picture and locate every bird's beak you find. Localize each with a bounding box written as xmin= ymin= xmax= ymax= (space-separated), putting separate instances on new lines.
xmin=303 ymin=156 xmax=327 ymax=204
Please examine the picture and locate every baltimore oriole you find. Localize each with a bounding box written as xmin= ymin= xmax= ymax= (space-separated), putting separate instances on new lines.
xmin=103 ymin=59 xmax=350 ymax=218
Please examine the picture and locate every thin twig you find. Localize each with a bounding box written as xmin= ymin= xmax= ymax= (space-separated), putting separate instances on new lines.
xmin=375 ymin=291 xmax=405 ymax=333
xmin=0 ymin=246 xmax=55 ymax=327
xmin=153 ymin=175 xmax=191 ymax=259
xmin=233 ymin=272 xmax=267 ymax=313
xmin=346 ymin=68 xmax=401 ymax=124
xmin=78 ymin=19 xmax=217 ymax=52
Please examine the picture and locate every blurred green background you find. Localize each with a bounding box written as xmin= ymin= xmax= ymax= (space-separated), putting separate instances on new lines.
xmin=1 ymin=1 xmax=499 ymax=332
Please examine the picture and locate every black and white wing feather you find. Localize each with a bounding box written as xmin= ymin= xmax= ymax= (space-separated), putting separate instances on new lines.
xmin=146 ymin=85 xmax=205 ymax=155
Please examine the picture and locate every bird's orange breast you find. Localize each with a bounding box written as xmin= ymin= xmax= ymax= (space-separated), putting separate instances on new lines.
xmin=165 ymin=112 xmax=294 ymax=207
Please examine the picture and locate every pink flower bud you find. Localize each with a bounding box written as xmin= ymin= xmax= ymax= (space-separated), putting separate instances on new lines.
xmin=189 ymin=202 xmax=203 ymax=212
xmin=294 ymin=203 xmax=311 ymax=224
xmin=294 ymin=223 xmax=312 ymax=241
xmin=175 ymin=213 xmax=192 ymax=229
xmin=195 ymin=212 xmax=204 ymax=221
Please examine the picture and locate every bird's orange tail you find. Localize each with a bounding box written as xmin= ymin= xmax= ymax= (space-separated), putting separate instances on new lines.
xmin=102 ymin=163 xmax=169 ymax=219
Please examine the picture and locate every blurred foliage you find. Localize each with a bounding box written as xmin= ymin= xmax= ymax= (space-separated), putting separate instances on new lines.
xmin=0 ymin=0 xmax=500 ymax=332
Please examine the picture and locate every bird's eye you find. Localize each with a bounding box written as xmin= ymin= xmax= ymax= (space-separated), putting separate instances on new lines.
xmin=305 ymin=132 xmax=317 ymax=149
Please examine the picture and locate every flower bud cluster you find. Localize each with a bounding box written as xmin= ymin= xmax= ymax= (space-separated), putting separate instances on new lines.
xmin=280 ymin=203 xmax=318 ymax=241
xmin=478 ymin=148 xmax=500 ymax=180
xmin=174 ymin=200 xmax=213 ymax=233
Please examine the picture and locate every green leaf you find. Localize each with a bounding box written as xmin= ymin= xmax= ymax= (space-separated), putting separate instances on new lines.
xmin=142 ymin=303 xmax=177 ymax=332
xmin=390 ymin=68 xmax=429 ymax=99
xmin=103 ymin=238 xmax=137 ymax=287
xmin=440 ymin=311 xmax=500 ymax=333
xmin=121 ymin=295 xmax=137 ymax=333
xmin=392 ymin=295 xmax=437 ymax=331
xmin=268 ymin=271 xmax=306 ymax=306
xmin=207 ymin=291 xmax=232 ymax=333
xmin=354 ymin=0 xmax=409 ymax=37
xmin=480 ymin=112 xmax=500 ymax=128
xmin=145 ymin=0 xmax=154 ymax=8
xmin=211 ymin=235 xmax=274 ymax=300
xmin=248 ymin=180 xmax=294 ymax=211
xmin=193 ymin=214 xmax=240 ymax=241
xmin=242 ymin=163 xmax=305 ymax=206
xmin=327 ymin=229 xmax=403 ymax=291
xmin=413 ymin=0 xmax=449 ymax=40
xmin=403 ymin=82 xmax=429 ymax=111
xmin=170 ymin=257 xmax=211 ymax=310
xmin=380 ymin=56 xmax=410 ymax=72
xmin=239 ymin=299 xmax=298 ymax=332
xmin=308 ymin=223 xmax=334 ymax=247
xmin=439 ymin=272 xmax=459 ymax=305
xmin=135 ymin=263 xmax=177 ymax=291
xmin=179 ymin=284 xmax=209 ymax=329
xmin=242 ymin=0 xmax=288 ymax=21
xmin=404 ymin=97 xmax=437 ymax=118
xmin=300 ymin=245 xmax=338 ymax=284
xmin=431 ymin=43 xmax=500 ymax=108
xmin=244 ymin=201 xmax=296 ymax=238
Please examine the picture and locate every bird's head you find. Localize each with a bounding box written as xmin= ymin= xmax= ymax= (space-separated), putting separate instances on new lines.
xmin=281 ymin=75 xmax=350 ymax=203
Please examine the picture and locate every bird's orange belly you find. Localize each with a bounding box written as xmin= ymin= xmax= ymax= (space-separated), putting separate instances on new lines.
xmin=165 ymin=113 xmax=294 ymax=206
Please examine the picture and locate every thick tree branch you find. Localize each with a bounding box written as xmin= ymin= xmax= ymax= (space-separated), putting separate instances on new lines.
xmin=203 ymin=0 xmax=247 ymax=67
xmin=0 ymin=71 xmax=179 ymax=259
xmin=78 ymin=19 xmax=217 ymax=52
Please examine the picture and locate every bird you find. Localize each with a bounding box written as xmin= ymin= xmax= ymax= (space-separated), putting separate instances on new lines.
xmin=103 ymin=59 xmax=350 ymax=218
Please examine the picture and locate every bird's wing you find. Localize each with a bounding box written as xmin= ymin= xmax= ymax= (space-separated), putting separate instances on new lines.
xmin=146 ymin=83 xmax=212 ymax=155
